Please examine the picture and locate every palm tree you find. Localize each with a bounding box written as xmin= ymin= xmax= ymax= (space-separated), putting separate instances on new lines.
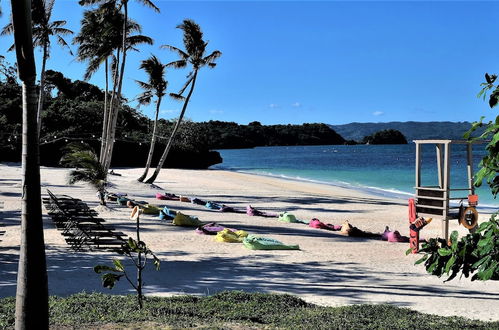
xmin=135 ymin=55 xmax=167 ymax=182
xmin=1 ymin=0 xmax=73 ymax=138
xmin=79 ymin=0 xmax=159 ymax=173
xmin=60 ymin=143 xmax=108 ymax=205
xmin=145 ymin=19 xmax=221 ymax=184
xmin=9 ymin=0 xmax=49 ymax=328
xmin=73 ymin=5 xmax=151 ymax=162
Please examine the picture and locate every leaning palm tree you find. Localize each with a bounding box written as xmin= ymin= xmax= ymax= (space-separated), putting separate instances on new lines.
xmin=1 ymin=0 xmax=73 ymax=137
xmin=60 ymin=143 xmax=108 ymax=206
xmin=73 ymin=5 xmax=151 ymax=162
xmin=145 ymin=19 xmax=221 ymax=184
xmin=135 ymin=55 xmax=167 ymax=182
xmin=9 ymin=0 xmax=49 ymax=328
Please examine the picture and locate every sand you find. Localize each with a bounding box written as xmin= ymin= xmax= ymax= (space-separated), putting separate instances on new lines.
xmin=1 ymin=163 xmax=498 ymax=321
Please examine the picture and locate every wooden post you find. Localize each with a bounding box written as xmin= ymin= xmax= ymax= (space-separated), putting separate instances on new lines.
xmin=467 ymin=143 xmax=475 ymax=195
xmin=415 ymin=142 xmax=421 ymax=188
xmin=442 ymin=142 xmax=450 ymax=240
xmin=436 ymin=144 xmax=444 ymax=188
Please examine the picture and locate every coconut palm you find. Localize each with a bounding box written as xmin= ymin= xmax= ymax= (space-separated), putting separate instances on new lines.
xmin=1 ymin=0 xmax=73 ymax=137
xmin=145 ymin=19 xmax=221 ymax=184
xmin=9 ymin=0 xmax=49 ymax=328
xmin=135 ymin=55 xmax=167 ymax=182
xmin=60 ymin=143 xmax=108 ymax=205
xmin=73 ymin=5 xmax=151 ymax=162
xmin=79 ymin=0 xmax=159 ymax=172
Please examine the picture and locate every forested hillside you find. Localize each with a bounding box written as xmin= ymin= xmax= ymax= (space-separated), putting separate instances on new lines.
xmin=330 ymin=121 xmax=483 ymax=142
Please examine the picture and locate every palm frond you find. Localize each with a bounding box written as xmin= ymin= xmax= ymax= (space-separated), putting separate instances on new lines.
xmin=137 ymin=0 xmax=160 ymax=12
xmin=50 ymin=20 xmax=70 ymax=29
xmin=56 ymin=36 xmax=73 ymax=55
xmin=126 ymin=35 xmax=153 ymax=48
xmin=203 ymin=50 xmax=222 ymax=65
xmin=170 ymin=93 xmax=185 ymax=101
xmin=166 ymin=60 xmax=187 ymax=69
xmin=0 ymin=23 xmax=13 ymax=36
xmin=161 ymin=44 xmax=188 ymax=60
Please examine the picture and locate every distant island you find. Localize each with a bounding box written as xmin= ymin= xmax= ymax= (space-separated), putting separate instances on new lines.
xmin=330 ymin=121 xmax=480 ymax=142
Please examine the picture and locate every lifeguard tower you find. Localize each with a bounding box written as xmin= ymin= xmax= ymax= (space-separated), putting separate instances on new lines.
xmin=410 ymin=140 xmax=479 ymax=252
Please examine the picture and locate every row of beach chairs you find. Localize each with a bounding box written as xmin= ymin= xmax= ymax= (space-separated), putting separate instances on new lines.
xmin=43 ymin=190 xmax=126 ymax=252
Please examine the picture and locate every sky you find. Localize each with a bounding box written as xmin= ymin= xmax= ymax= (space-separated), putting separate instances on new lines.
xmin=1 ymin=0 xmax=499 ymax=125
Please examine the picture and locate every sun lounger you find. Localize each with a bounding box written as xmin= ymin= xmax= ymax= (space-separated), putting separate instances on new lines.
xmin=246 ymin=205 xmax=278 ymax=218
xmin=243 ymin=235 xmax=300 ymax=250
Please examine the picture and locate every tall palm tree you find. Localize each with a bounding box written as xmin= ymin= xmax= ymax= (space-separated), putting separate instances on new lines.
xmin=79 ymin=0 xmax=159 ymax=173
xmin=1 ymin=0 xmax=73 ymax=138
xmin=135 ymin=55 xmax=167 ymax=182
xmin=73 ymin=5 xmax=151 ymax=162
xmin=145 ymin=19 xmax=221 ymax=184
xmin=9 ymin=0 xmax=49 ymax=328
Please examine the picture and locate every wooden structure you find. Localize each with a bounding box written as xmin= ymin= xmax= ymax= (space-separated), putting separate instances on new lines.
xmin=414 ymin=140 xmax=476 ymax=241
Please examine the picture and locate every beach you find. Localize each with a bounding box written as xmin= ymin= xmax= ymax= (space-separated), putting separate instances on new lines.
xmin=1 ymin=163 xmax=498 ymax=321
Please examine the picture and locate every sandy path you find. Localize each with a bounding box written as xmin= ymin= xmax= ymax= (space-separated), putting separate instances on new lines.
xmin=0 ymin=163 xmax=498 ymax=321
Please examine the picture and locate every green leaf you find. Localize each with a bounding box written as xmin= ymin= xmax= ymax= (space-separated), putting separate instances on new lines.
xmin=472 ymin=255 xmax=491 ymax=270
xmin=415 ymin=255 xmax=428 ymax=265
xmin=478 ymin=237 xmax=492 ymax=248
xmin=94 ymin=265 xmax=117 ymax=274
xmin=445 ymin=255 xmax=456 ymax=274
xmin=450 ymin=231 xmax=459 ymax=251
xmin=405 ymin=247 xmax=413 ymax=255
xmin=113 ymin=259 xmax=125 ymax=272
xmin=101 ymin=273 xmax=123 ymax=289
xmin=438 ymin=248 xmax=452 ymax=257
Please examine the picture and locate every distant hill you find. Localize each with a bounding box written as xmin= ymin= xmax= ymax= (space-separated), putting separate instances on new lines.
xmin=329 ymin=121 xmax=483 ymax=142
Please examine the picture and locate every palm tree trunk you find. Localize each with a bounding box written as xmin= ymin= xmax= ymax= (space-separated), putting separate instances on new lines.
xmin=36 ymin=44 xmax=47 ymax=138
xmin=103 ymin=0 xmax=129 ymax=173
xmin=10 ymin=0 xmax=49 ymax=328
xmin=102 ymin=48 xmax=120 ymax=167
xmin=104 ymin=0 xmax=128 ymax=172
xmin=137 ymin=96 xmax=161 ymax=182
xmin=145 ymin=71 xmax=198 ymax=184
xmin=99 ymin=58 xmax=109 ymax=163
xmin=136 ymin=214 xmax=143 ymax=309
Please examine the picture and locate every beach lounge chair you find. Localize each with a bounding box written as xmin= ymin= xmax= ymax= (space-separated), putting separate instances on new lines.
xmin=382 ymin=226 xmax=409 ymax=243
xmin=159 ymin=206 xmax=177 ymax=221
xmin=156 ymin=192 xmax=180 ymax=201
xmin=278 ymin=212 xmax=309 ymax=224
xmin=309 ymin=218 xmax=341 ymax=231
xmin=246 ymin=205 xmax=278 ymax=218
xmin=215 ymin=228 xmax=248 ymax=243
xmin=172 ymin=212 xmax=203 ymax=227
xmin=242 ymin=235 xmax=300 ymax=250
xmin=196 ymin=222 xmax=234 ymax=235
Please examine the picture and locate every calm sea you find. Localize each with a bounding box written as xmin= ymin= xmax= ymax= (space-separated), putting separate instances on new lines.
xmin=212 ymin=144 xmax=498 ymax=208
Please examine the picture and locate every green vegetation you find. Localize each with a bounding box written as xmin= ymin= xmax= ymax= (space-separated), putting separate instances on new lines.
xmin=413 ymin=73 xmax=499 ymax=282
xmin=362 ymin=129 xmax=407 ymax=145
xmin=411 ymin=215 xmax=499 ymax=281
xmin=1 ymin=291 xmax=498 ymax=329
xmin=94 ymin=209 xmax=160 ymax=309
xmin=60 ymin=143 xmax=108 ymax=205
xmin=331 ymin=121 xmax=483 ymax=142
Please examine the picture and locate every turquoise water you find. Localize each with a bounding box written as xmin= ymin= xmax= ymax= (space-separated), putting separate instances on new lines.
xmin=212 ymin=144 xmax=498 ymax=207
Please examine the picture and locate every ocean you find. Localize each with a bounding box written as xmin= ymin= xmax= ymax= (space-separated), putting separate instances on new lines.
xmin=212 ymin=144 xmax=498 ymax=208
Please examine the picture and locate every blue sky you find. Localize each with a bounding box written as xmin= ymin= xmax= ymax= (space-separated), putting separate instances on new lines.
xmin=1 ymin=1 xmax=498 ymax=125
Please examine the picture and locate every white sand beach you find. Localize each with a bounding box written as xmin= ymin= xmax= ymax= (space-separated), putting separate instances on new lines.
xmin=1 ymin=163 xmax=498 ymax=321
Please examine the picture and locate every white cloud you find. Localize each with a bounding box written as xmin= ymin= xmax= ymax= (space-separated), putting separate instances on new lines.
xmin=269 ymin=103 xmax=280 ymax=109
xmin=372 ymin=111 xmax=384 ymax=116
xmin=291 ymin=102 xmax=301 ymax=108
xmin=209 ymin=109 xmax=224 ymax=114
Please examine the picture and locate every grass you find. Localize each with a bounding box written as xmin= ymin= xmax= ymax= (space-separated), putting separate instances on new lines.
xmin=1 ymin=291 xmax=499 ymax=329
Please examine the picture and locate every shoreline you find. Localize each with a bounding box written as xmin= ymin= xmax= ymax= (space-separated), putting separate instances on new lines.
xmin=212 ymin=166 xmax=499 ymax=211
xmin=1 ymin=163 xmax=498 ymax=321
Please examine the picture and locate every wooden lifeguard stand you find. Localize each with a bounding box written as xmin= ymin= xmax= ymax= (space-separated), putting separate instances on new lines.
xmin=413 ymin=140 xmax=477 ymax=241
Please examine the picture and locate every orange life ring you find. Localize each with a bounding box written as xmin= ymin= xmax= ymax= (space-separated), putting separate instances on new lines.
xmin=460 ymin=206 xmax=478 ymax=230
